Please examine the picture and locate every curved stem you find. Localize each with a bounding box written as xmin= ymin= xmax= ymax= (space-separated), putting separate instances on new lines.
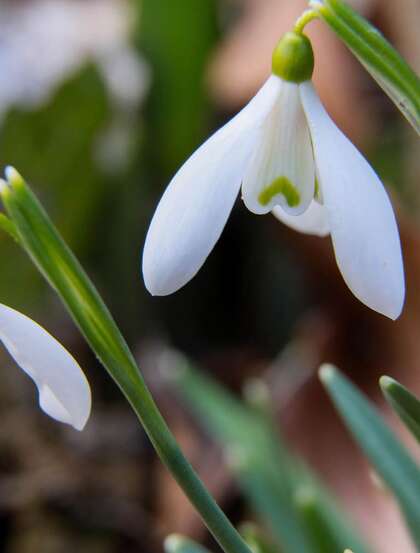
xmin=0 ymin=171 xmax=252 ymax=553
xmin=294 ymin=9 xmax=320 ymax=34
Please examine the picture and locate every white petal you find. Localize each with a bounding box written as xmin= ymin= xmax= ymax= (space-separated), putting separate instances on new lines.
xmin=242 ymin=79 xmax=315 ymax=216
xmin=300 ymin=82 xmax=405 ymax=319
xmin=272 ymin=199 xmax=329 ymax=237
xmin=142 ymin=76 xmax=280 ymax=296
xmin=0 ymin=305 xmax=91 ymax=430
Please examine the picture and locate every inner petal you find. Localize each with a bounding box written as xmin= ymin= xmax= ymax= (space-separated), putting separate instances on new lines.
xmin=242 ymin=79 xmax=315 ymax=215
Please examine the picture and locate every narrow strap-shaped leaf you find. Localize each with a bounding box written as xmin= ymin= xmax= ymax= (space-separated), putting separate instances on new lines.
xmin=168 ymin=359 xmax=314 ymax=553
xmin=165 ymin=535 xmax=213 ymax=553
xmin=0 ymin=214 xmax=20 ymax=243
xmin=294 ymin=486 xmax=352 ymax=553
xmin=239 ymin=522 xmax=278 ymax=553
xmin=311 ymin=0 xmax=420 ymax=134
xmin=380 ymin=376 xmax=420 ymax=443
xmin=168 ymin=356 xmax=372 ymax=553
xmin=0 ymin=169 xmax=253 ymax=553
xmin=320 ymin=365 xmax=420 ymax=549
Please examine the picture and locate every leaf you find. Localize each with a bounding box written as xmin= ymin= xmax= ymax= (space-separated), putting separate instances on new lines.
xmin=319 ymin=364 xmax=420 ymax=549
xmin=239 ymin=522 xmax=279 ymax=553
xmin=167 ymin=355 xmax=372 ymax=553
xmin=311 ymin=0 xmax=420 ymax=134
xmin=294 ymin=486 xmax=356 ymax=553
xmin=380 ymin=376 xmax=420 ymax=443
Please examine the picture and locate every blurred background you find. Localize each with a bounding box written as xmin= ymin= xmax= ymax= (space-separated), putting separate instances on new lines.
xmin=0 ymin=0 xmax=418 ymax=551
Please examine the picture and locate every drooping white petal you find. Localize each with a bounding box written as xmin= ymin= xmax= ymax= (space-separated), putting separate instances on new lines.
xmin=300 ymin=82 xmax=405 ymax=319
xmin=242 ymin=78 xmax=315 ymax=216
xmin=272 ymin=199 xmax=329 ymax=237
xmin=0 ymin=305 xmax=91 ymax=430
xmin=143 ymin=76 xmax=280 ymax=296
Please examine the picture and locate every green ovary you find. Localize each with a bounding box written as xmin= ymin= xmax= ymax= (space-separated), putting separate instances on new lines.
xmin=258 ymin=177 xmax=300 ymax=207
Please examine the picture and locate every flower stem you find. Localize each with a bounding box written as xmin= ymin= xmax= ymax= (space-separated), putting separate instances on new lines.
xmin=294 ymin=9 xmax=320 ymax=34
xmin=0 ymin=169 xmax=252 ymax=553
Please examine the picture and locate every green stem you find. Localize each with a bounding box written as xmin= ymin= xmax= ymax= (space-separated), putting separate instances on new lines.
xmin=294 ymin=9 xmax=320 ymax=34
xmin=0 ymin=171 xmax=251 ymax=553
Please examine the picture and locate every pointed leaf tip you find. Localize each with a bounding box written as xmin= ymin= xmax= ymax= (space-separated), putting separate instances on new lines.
xmin=319 ymin=363 xmax=336 ymax=383
xmin=164 ymin=535 xmax=184 ymax=553
xmin=379 ymin=375 xmax=394 ymax=390
xmin=164 ymin=534 xmax=213 ymax=553
xmin=4 ymin=166 xmax=23 ymax=186
xmin=320 ymin=366 xmax=420 ymax=548
xmin=294 ymin=486 xmax=317 ymax=508
xmin=380 ymin=375 xmax=420 ymax=443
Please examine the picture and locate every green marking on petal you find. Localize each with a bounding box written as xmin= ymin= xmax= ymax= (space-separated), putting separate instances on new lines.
xmin=314 ymin=177 xmax=320 ymax=199
xmin=258 ymin=177 xmax=301 ymax=207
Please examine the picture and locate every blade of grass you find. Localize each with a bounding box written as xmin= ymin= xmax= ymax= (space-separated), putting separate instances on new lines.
xmin=294 ymin=486 xmax=357 ymax=553
xmin=320 ymin=365 xmax=420 ymax=549
xmin=164 ymin=353 xmax=371 ymax=553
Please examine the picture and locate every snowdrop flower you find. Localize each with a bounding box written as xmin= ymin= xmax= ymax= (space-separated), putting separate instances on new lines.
xmin=0 ymin=0 xmax=148 ymax=119
xmin=0 ymin=304 xmax=91 ymax=430
xmin=142 ymin=31 xmax=405 ymax=319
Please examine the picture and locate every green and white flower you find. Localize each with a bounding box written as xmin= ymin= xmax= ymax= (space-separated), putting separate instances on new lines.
xmin=142 ymin=32 xmax=404 ymax=320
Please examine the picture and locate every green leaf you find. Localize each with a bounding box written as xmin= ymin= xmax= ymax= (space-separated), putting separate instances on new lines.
xmin=311 ymin=0 xmax=420 ymax=134
xmin=320 ymin=365 xmax=420 ymax=549
xmin=0 ymin=214 xmax=20 ymax=243
xmin=294 ymin=486 xmax=355 ymax=553
xmin=164 ymin=535 xmax=213 ymax=553
xmin=167 ymin=356 xmax=372 ymax=553
xmin=0 ymin=171 xmax=253 ymax=553
xmin=380 ymin=376 xmax=420 ymax=443
xmin=239 ymin=522 xmax=278 ymax=553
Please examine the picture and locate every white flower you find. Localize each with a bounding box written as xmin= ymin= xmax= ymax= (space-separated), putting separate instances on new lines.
xmin=142 ymin=33 xmax=405 ymax=320
xmin=0 ymin=0 xmax=148 ymax=119
xmin=0 ymin=304 xmax=91 ymax=430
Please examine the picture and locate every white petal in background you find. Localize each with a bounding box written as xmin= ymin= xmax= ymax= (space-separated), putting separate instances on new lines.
xmin=0 ymin=304 xmax=91 ymax=430
xmin=272 ymin=199 xmax=330 ymax=237
xmin=300 ymin=82 xmax=405 ymax=319
xmin=143 ymin=76 xmax=280 ymax=296
xmin=242 ymin=79 xmax=315 ymax=216
xmin=0 ymin=0 xmax=147 ymax=117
